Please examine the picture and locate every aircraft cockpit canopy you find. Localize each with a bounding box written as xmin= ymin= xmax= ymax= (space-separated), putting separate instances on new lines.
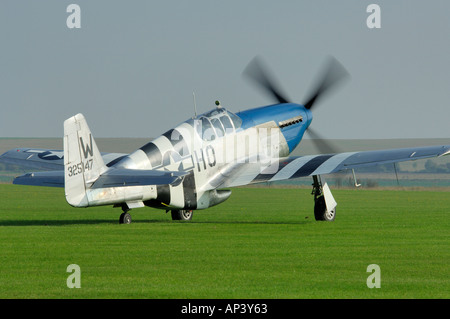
xmin=187 ymin=108 xmax=242 ymax=141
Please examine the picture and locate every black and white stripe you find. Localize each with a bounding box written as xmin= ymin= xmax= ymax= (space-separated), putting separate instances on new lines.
xmin=228 ymin=152 xmax=358 ymax=187
xmin=140 ymin=125 xmax=197 ymax=209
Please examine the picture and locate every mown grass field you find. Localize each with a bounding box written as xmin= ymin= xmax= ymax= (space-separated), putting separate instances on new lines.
xmin=0 ymin=184 xmax=448 ymax=299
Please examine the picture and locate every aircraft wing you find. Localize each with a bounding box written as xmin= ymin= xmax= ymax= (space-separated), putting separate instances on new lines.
xmin=217 ymin=144 xmax=450 ymax=188
xmin=13 ymin=171 xmax=65 ymax=187
xmin=13 ymin=168 xmax=187 ymax=188
xmin=0 ymin=148 xmax=127 ymax=171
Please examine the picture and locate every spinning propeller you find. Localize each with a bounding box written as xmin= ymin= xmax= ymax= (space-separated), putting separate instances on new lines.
xmin=243 ymin=55 xmax=349 ymax=154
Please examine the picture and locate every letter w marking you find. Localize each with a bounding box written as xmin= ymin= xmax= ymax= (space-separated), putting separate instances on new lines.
xmin=79 ymin=134 xmax=93 ymax=159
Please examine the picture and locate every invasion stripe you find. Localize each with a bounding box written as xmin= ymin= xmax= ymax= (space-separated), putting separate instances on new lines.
xmin=140 ymin=142 xmax=162 ymax=168
xmin=121 ymin=149 xmax=152 ymax=169
xmin=156 ymin=184 xmax=171 ymax=205
xmin=169 ymin=182 xmax=185 ymax=208
xmin=227 ymin=163 xmax=266 ymax=187
xmin=269 ymin=155 xmax=318 ymax=182
xmin=105 ymin=155 xmax=127 ymax=167
xmin=310 ymin=152 xmax=357 ymax=176
xmin=291 ymin=154 xmax=334 ymax=178
xmin=152 ymin=135 xmax=175 ymax=159
xmin=163 ymin=129 xmax=189 ymax=157
xmin=182 ymin=171 xmax=197 ymax=209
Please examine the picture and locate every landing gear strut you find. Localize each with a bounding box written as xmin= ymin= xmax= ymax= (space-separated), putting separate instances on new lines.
xmin=312 ymin=175 xmax=337 ymax=221
xmin=119 ymin=204 xmax=132 ymax=224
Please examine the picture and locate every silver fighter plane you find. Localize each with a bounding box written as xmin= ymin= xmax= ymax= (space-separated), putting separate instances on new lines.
xmin=2 ymin=57 xmax=449 ymax=223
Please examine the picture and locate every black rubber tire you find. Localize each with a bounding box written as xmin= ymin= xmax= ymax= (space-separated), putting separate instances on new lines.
xmin=119 ymin=212 xmax=132 ymax=224
xmin=314 ymin=196 xmax=336 ymax=221
xmin=171 ymin=210 xmax=193 ymax=221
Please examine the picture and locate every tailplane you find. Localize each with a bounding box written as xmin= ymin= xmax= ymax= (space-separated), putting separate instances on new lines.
xmin=64 ymin=113 xmax=106 ymax=207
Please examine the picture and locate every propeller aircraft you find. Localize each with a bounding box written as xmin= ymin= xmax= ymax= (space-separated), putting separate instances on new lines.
xmin=1 ymin=56 xmax=449 ymax=223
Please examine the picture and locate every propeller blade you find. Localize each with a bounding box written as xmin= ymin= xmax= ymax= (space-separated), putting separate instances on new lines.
xmin=243 ymin=56 xmax=291 ymax=104
xmin=306 ymin=127 xmax=338 ymax=155
xmin=242 ymin=55 xmax=347 ymax=156
xmin=303 ymin=56 xmax=349 ymax=110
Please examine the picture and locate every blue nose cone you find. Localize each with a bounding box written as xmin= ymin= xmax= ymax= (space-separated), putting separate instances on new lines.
xmin=236 ymin=103 xmax=312 ymax=153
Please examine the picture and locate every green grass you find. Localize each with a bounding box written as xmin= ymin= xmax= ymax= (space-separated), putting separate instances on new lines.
xmin=0 ymin=184 xmax=448 ymax=298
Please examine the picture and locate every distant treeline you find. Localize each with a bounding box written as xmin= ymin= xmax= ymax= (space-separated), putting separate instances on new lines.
xmin=0 ymin=162 xmax=24 ymax=172
xmin=356 ymin=160 xmax=450 ymax=174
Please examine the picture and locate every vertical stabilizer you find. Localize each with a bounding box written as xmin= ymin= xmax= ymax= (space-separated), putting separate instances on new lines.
xmin=64 ymin=114 xmax=106 ymax=207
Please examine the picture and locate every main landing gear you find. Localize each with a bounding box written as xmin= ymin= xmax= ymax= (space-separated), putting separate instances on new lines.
xmin=118 ymin=204 xmax=194 ymax=224
xmin=312 ymin=175 xmax=337 ymax=221
xmin=119 ymin=204 xmax=132 ymax=224
xmin=170 ymin=209 xmax=193 ymax=221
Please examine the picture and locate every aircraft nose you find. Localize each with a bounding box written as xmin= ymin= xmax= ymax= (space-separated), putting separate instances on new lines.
xmin=304 ymin=107 xmax=313 ymax=128
xmin=275 ymin=104 xmax=311 ymax=153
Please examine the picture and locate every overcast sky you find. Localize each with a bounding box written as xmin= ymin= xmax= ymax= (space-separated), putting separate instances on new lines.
xmin=1 ymin=1 xmax=449 ymax=139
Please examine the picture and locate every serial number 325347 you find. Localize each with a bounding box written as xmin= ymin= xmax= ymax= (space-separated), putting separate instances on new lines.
xmin=67 ymin=159 xmax=93 ymax=177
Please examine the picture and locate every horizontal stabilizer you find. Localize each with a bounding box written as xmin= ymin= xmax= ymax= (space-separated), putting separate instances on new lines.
xmin=91 ymin=169 xmax=187 ymax=189
xmin=13 ymin=168 xmax=187 ymax=189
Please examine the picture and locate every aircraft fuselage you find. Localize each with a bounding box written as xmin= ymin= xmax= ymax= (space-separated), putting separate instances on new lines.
xmin=113 ymin=103 xmax=312 ymax=210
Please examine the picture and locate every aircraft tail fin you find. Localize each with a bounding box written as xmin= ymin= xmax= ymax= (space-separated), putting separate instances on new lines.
xmin=64 ymin=113 xmax=107 ymax=207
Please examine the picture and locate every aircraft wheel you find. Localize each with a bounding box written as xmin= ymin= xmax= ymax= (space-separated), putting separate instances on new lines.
xmin=171 ymin=209 xmax=193 ymax=221
xmin=314 ymin=196 xmax=335 ymax=221
xmin=119 ymin=212 xmax=132 ymax=224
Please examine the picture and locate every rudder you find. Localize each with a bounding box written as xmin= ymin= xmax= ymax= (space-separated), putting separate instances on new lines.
xmin=64 ymin=113 xmax=106 ymax=207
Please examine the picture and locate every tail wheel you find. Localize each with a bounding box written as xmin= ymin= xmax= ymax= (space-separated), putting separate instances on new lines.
xmin=171 ymin=209 xmax=193 ymax=221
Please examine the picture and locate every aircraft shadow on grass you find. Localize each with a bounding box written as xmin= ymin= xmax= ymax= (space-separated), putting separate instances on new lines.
xmin=0 ymin=219 xmax=120 ymax=226
xmin=0 ymin=219 xmax=310 ymax=226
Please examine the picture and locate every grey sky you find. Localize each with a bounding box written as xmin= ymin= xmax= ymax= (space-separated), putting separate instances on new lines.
xmin=1 ymin=1 xmax=449 ymax=139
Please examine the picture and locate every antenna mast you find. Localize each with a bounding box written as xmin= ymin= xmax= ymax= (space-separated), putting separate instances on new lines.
xmin=192 ymin=91 xmax=197 ymax=119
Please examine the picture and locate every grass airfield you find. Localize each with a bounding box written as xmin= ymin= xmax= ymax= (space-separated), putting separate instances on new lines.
xmin=0 ymin=184 xmax=448 ymax=299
